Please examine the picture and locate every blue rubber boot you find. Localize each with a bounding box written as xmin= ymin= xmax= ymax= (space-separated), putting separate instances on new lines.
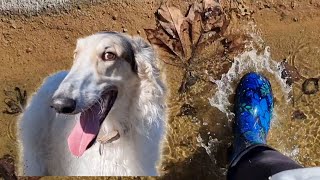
xmin=230 ymin=72 xmax=274 ymax=162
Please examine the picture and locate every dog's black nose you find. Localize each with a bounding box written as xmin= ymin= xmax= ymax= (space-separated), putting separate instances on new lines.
xmin=51 ymin=97 xmax=76 ymax=114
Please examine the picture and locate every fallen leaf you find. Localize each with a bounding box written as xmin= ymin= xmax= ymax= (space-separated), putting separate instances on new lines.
xmin=145 ymin=28 xmax=183 ymax=60
xmin=0 ymin=154 xmax=17 ymax=180
xmin=180 ymin=20 xmax=192 ymax=60
xmin=157 ymin=4 xmax=191 ymax=59
xmin=221 ymin=34 xmax=247 ymax=53
xmin=280 ymin=60 xmax=302 ymax=85
xmin=198 ymin=31 xmax=219 ymax=47
xmin=145 ymin=1 xmax=233 ymax=94
xmin=186 ymin=2 xmax=203 ymax=46
xmin=302 ymin=78 xmax=319 ymax=95
xmin=145 ymin=29 xmax=185 ymax=68
xmin=157 ymin=4 xmax=185 ymax=39
xmin=203 ymin=0 xmax=226 ymax=32
xmin=147 ymin=1 xmax=228 ymax=63
xmin=291 ymin=110 xmax=307 ymax=120
xmin=2 ymin=87 xmax=27 ymax=115
xmin=144 ymin=29 xmax=163 ymax=46
xmin=186 ymin=2 xmax=203 ymax=21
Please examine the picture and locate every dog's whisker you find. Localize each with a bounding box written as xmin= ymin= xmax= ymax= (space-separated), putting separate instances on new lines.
xmin=88 ymin=94 xmax=104 ymax=115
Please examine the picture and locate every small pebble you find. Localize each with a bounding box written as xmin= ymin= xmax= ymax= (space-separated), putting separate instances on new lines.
xmin=9 ymin=20 xmax=16 ymax=29
xmin=10 ymin=24 xmax=16 ymax=29
xmin=291 ymin=1 xmax=296 ymax=9
xmin=123 ymin=28 xmax=128 ymax=32
xmin=112 ymin=15 xmax=117 ymax=20
xmin=292 ymin=110 xmax=307 ymax=120
xmin=26 ymin=48 xmax=32 ymax=53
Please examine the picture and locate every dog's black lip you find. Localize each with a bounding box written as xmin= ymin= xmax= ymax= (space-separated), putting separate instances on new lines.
xmin=86 ymin=87 xmax=118 ymax=150
xmin=76 ymin=86 xmax=118 ymax=113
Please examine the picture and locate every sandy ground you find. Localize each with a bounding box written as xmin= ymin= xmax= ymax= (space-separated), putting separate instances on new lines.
xmin=0 ymin=0 xmax=319 ymax=179
xmin=252 ymin=1 xmax=320 ymax=167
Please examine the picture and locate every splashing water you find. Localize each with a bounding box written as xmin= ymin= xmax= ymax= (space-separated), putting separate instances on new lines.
xmin=195 ymin=25 xmax=298 ymax=165
xmin=209 ymin=22 xmax=291 ymax=120
xmin=209 ymin=45 xmax=291 ymax=122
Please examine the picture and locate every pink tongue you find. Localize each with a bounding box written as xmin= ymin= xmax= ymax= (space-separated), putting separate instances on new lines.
xmin=67 ymin=109 xmax=100 ymax=157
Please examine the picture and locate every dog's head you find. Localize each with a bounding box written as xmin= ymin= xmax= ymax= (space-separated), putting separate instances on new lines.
xmin=52 ymin=32 xmax=141 ymax=114
xmin=51 ymin=32 xmax=159 ymax=157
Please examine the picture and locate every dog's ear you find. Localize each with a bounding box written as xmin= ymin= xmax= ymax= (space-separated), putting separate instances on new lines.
xmin=131 ymin=36 xmax=166 ymax=96
xmin=131 ymin=36 xmax=160 ymax=81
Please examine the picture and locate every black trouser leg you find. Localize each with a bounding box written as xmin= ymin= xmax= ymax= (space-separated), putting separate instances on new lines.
xmin=227 ymin=144 xmax=303 ymax=180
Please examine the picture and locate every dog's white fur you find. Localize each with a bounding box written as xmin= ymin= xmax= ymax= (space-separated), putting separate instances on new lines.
xmin=17 ymin=32 xmax=166 ymax=176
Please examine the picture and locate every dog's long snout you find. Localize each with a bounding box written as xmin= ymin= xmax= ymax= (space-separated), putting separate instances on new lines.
xmin=51 ymin=97 xmax=76 ymax=114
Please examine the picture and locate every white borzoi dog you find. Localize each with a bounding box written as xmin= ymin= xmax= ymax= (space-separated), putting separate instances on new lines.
xmin=17 ymin=32 xmax=166 ymax=176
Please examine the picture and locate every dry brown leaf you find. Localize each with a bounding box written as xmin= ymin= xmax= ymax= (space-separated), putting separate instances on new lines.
xmin=203 ymin=0 xmax=216 ymax=9
xmin=186 ymin=2 xmax=203 ymax=21
xmin=145 ymin=29 xmax=166 ymax=46
xmin=192 ymin=12 xmax=202 ymax=46
xmin=157 ymin=4 xmax=185 ymax=39
xmin=180 ymin=20 xmax=192 ymax=60
xmin=145 ymin=1 xmax=236 ymax=93
xmin=187 ymin=2 xmax=203 ymax=46
xmin=280 ymin=60 xmax=302 ymax=85
xmin=155 ymin=29 xmax=184 ymax=59
xmin=145 ymin=28 xmax=184 ymax=61
xmin=0 ymin=154 xmax=17 ymax=180
xmin=199 ymin=31 xmax=218 ymax=45
xmin=221 ymin=34 xmax=247 ymax=53
xmin=291 ymin=110 xmax=307 ymax=120
xmin=146 ymin=0 xmax=229 ymax=70
xmin=203 ymin=0 xmax=226 ymax=32
xmin=302 ymin=78 xmax=319 ymax=95
xmin=157 ymin=3 xmax=193 ymax=59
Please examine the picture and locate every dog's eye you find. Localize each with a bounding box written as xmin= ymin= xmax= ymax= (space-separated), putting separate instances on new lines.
xmin=102 ymin=52 xmax=116 ymax=61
